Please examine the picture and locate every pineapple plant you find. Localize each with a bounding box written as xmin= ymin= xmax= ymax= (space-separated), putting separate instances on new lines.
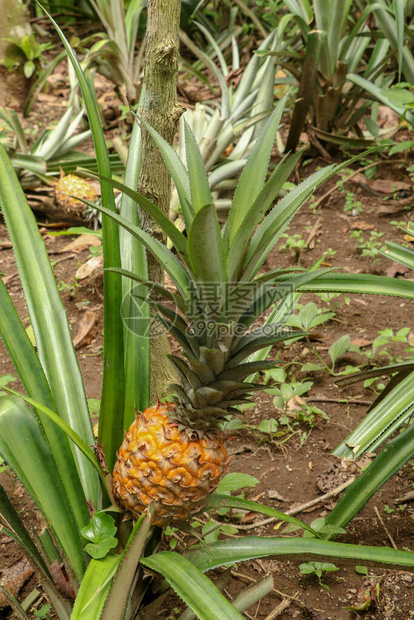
xmin=106 ymin=98 xmax=346 ymax=526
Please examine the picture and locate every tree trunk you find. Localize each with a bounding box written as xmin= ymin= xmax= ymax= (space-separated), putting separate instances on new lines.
xmin=138 ymin=0 xmax=183 ymax=402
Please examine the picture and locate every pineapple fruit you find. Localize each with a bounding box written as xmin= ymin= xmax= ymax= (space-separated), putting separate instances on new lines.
xmin=111 ymin=100 xmax=336 ymax=526
xmin=55 ymin=171 xmax=98 ymax=218
xmin=113 ymin=403 xmax=228 ymax=525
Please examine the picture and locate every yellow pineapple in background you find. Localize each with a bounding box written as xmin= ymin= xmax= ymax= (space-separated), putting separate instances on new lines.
xmin=54 ymin=170 xmax=98 ymax=217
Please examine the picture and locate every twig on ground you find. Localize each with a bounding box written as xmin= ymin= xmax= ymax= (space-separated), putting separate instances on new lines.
xmin=2 ymin=254 xmax=77 ymax=285
xmin=307 ymin=397 xmax=372 ymax=406
xmin=374 ymin=505 xmax=398 ymax=549
xmin=228 ymin=477 xmax=355 ymax=531
xmin=313 ymin=159 xmax=405 ymax=210
xmin=263 ymin=593 xmax=297 ymax=619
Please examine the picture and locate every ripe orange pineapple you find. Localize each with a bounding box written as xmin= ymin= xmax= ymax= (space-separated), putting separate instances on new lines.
xmin=54 ymin=171 xmax=98 ymax=217
xmin=113 ymin=403 xmax=228 ymax=525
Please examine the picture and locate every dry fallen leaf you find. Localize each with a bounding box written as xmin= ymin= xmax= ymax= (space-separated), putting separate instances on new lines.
xmin=73 ymin=310 xmax=98 ymax=349
xmin=378 ymin=197 xmax=413 ymax=214
xmin=370 ymin=179 xmax=412 ymax=193
xmin=61 ymin=234 xmax=102 ymax=254
xmin=287 ymin=395 xmax=305 ymax=413
xmin=268 ymin=490 xmax=288 ymax=502
xmin=49 ymin=561 xmax=76 ymax=600
xmin=351 ymin=337 xmax=372 ymax=348
xmin=344 ymin=578 xmax=380 ymax=611
xmin=350 ymin=220 xmax=374 ymax=231
xmin=76 ymin=254 xmax=103 ymax=280
xmin=0 ymin=558 xmax=33 ymax=609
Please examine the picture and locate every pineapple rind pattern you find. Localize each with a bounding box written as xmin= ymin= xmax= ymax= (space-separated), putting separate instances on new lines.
xmin=113 ymin=404 xmax=228 ymax=526
xmin=54 ymin=174 xmax=98 ymax=216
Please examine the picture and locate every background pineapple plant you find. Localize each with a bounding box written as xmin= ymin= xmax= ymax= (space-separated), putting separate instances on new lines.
xmin=105 ymin=99 xmax=348 ymax=526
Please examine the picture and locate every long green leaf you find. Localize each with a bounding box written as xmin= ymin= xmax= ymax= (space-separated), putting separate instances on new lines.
xmin=368 ymin=0 xmax=414 ymax=83
xmin=204 ymin=493 xmax=317 ymax=536
xmin=0 ymin=485 xmax=50 ymax=576
xmin=141 ymin=552 xmax=244 ymax=620
xmin=227 ymin=150 xmax=304 ymax=281
xmin=243 ymin=164 xmax=336 ymax=280
xmin=188 ymin=203 xmax=227 ymax=284
xmin=0 ymin=396 xmax=86 ymax=581
xmin=226 ymin=95 xmax=288 ymax=244
xmin=0 ymin=281 xmax=89 ymax=531
xmin=101 ymin=513 xmax=152 ymax=620
xmin=140 ymin=118 xmax=193 ymax=230
xmin=333 ymin=370 xmax=414 ymax=459
xmin=117 ymin=118 xmax=149 ymax=428
xmin=91 ymin=202 xmax=194 ymax=300
xmin=71 ymin=555 xmax=120 ymax=619
xmin=184 ymin=120 xmax=213 ymax=214
xmin=381 ymin=241 xmax=414 ymax=270
xmin=187 ymin=537 xmax=414 ymax=573
xmin=0 ymin=143 xmax=97 ymax=506
xmin=327 ymin=422 xmax=414 ymax=536
xmin=95 ymin=172 xmax=189 ymax=263
xmin=0 ymin=486 xmax=71 ymax=619
xmin=296 ymin=272 xmax=414 ymax=300
xmin=41 ymin=3 xmax=126 ymax=471
xmin=3 ymin=389 xmax=107 ymax=485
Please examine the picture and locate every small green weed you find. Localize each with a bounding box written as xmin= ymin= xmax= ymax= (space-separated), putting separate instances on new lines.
xmin=279 ymin=232 xmax=307 ymax=263
xmin=350 ymin=229 xmax=384 ymax=265
xmin=299 ymin=561 xmax=340 ymax=589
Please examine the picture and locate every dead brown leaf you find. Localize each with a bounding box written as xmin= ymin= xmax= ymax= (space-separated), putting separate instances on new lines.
xmin=344 ymin=578 xmax=380 ymax=612
xmin=351 ymin=337 xmax=372 ymax=348
xmin=386 ymin=262 xmax=411 ymax=278
xmin=378 ymin=197 xmax=414 ymax=214
xmin=73 ymin=310 xmax=98 ymax=349
xmin=350 ymin=220 xmax=374 ymax=231
xmin=75 ymin=254 xmax=103 ymax=280
xmin=49 ymin=561 xmax=76 ymax=600
xmin=0 ymin=558 xmax=33 ymax=609
xmin=370 ymin=179 xmax=412 ymax=193
xmin=61 ymin=234 xmax=101 ymax=254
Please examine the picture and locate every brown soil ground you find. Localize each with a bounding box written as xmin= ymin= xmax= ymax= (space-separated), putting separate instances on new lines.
xmin=1 ymin=43 xmax=414 ymax=620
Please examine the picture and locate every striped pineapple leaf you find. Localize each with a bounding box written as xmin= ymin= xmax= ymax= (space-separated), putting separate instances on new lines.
xmin=0 ymin=143 xmax=97 ymax=506
xmin=140 ymin=118 xmax=193 ymax=229
xmin=95 ymin=173 xmax=189 ymax=263
xmin=227 ymin=150 xmax=304 ymax=281
xmin=327 ymin=421 xmax=414 ymax=536
xmin=187 ymin=536 xmax=414 ymax=573
xmin=0 ymin=396 xmax=86 ymax=581
xmin=141 ymin=553 xmax=244 ymax=620
xmin=184 ymin=120 xmax=213 ymax=214
xmin=333 ymin=370 xmax=414 ymax=460
xmin=90 ymin=203 xmax=195 ymax=301
xmin=188 ymin=203 xmax=227 ymax=284
xmin=226 ymin=94 xmax=288 ymax=245
xmin=42 ymin=4 xmax=126 ymax=471
xmin=0 ymin=280 xmax=89 ymax=531
xmin=117 ymin=115 xmax=150 ymax=427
